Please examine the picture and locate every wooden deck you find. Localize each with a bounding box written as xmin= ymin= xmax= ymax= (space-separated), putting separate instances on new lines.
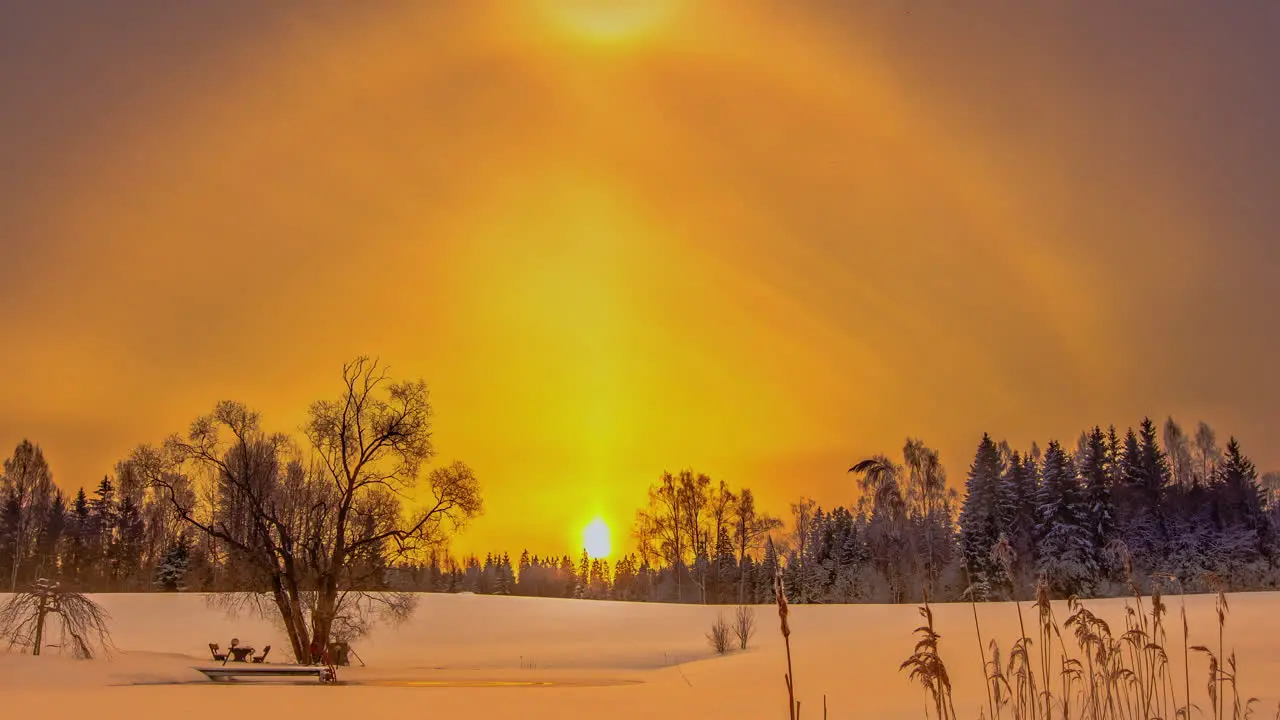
xmin=194 ymin=664 xmax=337 ymax=684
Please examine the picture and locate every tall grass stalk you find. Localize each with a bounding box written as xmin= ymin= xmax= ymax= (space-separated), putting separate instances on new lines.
xmin=766 ymin=540 xmax=830 ymax=720
xmin=965 ymin=569 xmax=998 ymax=720
xmin=994 ymin=536 xmax=1038 ymax=720
xmin=904 ymin=574 xmax=1259 ymax=720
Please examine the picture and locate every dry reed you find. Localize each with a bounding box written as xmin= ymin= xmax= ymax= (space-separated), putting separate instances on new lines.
xmin=767 ymin=538 xmax=827 ymax=719
xmin=902 ymin=560 xmax=1272 ymax=720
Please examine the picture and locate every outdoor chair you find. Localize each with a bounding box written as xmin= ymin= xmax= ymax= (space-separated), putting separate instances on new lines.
xmin=208 ymin=643 xmax=227 ymax=662
xmin=251 ymin=645 xmax=271 ymax=664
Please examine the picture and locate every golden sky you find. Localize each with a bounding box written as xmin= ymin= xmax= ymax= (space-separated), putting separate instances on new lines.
xmin=2 ymin=1 xmax=1277 ymax=558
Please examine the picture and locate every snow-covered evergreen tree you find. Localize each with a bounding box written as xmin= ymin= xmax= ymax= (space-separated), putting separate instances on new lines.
xmin=1209 ymin=438 xmax=1270 ymax=580
xmin=1105 ymin=426 xmax=1123 ymax=485
xmin=494 ymin=553 xmax=514 ymax=595
xmin=557 ymin=555 xmax=575 ymax=598
xmin=153 ymin=532 xmax=192 ymax=592
xmin=1138 ymin=418 xmax=1172 ymax=509
xmin=112 ymin=494 xmax=146 ymax=589
xmin=828 ymin=507 xmax=866 ymax=601
xmin=1116 ymin=419 xmax=1172 ymax=575
xmin=62 ymin=489 xmax=91 ymax=585
xmin=1214 ymin=438 xmax=1267 ymax=534
xmin=1163 ymin=482 xmax=1219 ymax=589
xmin=1078 ymin=426 xmax=1117 ymax=572
xmin=574 ymin=551 xmax=590 ymax=599
xmin=87 ymin=477 xmax=116 ymax=587
xmin=993 ymin=451 xmax=1030 ymax=594
xmin=515 ymin=550 xmax=532 ymax=595
xmin=612 ymin=555 xmax=636 ymax=600
xmin=713 ymin=524 xmax=738 ymax=603
xmin=35 ymin=491 xmax=66 ymax=581
xmin=1036 ymin=440 xmax=1097 ymax=596
xmin=958 ymin=433 xmax=1003 ymax=597
xmin=756 ymin=538 xmax=780 ymax=603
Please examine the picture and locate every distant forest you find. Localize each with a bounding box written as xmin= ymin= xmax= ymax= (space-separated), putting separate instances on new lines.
xmin=1 ymin=416 xmax=1276 ymax=604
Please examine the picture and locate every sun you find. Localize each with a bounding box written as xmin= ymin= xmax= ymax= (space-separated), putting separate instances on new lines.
xmin=583 ymin=517 xmax=612 ymax=558
xmin=539 ymin=0 xmax=680 ymax=47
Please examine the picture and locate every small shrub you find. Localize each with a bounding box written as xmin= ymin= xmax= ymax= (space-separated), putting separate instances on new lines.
xmin=734 ymin=605 xmax=756 ymax=650
xmin=707 ymin=612 xmax=732 ymax=655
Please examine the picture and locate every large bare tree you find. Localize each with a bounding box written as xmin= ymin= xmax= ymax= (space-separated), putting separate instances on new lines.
xmin=732 ymin=488 xmax=782 ymax=603
xmin=633 ymin=471 xmax=684 ymax=596
xmin=134 ymin=357 xmax=482 ymax=662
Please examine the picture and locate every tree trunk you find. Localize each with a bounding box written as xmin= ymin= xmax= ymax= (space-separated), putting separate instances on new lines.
xmin=9 ymin=529 xmax=22 ymax=592
xmin=737 ymin=519 xmax=747 ymax=605
xmin=283 ymin=581 xmax=311 ymax=662
xmin=278 ymin=551 xmax=313 ymax=663
xmin=32 ymin=601 xmax=47 ymax=656
xmin=268 ymin=577 xmax=308 ymax=663
xmin=309 ymin=574 xmax=340 ymax=663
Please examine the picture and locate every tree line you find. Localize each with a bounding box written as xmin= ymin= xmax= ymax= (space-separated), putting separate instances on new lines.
xmin=390 ymin=418 xmax=1279 ymax=604
xmin=3 ymin=403 xmax=1277 ymax=612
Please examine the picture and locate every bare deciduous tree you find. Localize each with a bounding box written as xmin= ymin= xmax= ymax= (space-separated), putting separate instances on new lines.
xmin=135 ymin=357 xmax=482 ymax=663
xmin=634 ymin=472 xmax=685 ymax=596
xmin=789 ymin=497 xmax=817 ymax=601
xmin=2 ymin=441 xmax=55 ymax=591
xmin=733 ymin=488 xmax=782 ymax=603
xmin=1163 ymin=417 xmax=1194 ymax=489
xmin=0 ymin=578 xmax=114 ymax=658
xmin=1194 ymin=421 xmax=1221 ymax=485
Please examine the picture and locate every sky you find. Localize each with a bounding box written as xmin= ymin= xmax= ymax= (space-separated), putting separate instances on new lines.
xmin=1 ymin=0 xmax=1278 ymax=559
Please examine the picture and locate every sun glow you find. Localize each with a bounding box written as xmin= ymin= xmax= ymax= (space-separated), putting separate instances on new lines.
xmin=583 ymin=518 xmax=612 ymax=558
xmin=539 ymin=0 xmax=680 ymax=46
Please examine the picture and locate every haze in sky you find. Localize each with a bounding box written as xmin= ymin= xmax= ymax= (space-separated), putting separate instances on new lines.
xmin=1 ymin=0 xmax=1277 ymax=556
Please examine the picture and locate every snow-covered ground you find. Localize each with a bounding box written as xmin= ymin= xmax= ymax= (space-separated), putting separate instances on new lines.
xmin=2 ymin=592 xmax=1277 ymax=719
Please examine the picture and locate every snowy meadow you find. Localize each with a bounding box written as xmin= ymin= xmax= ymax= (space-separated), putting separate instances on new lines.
xmin=2 ymin=590 xmax=1278 ymax=719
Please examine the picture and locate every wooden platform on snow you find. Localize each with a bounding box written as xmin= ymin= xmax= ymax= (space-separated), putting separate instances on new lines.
xmin=194 ymin=664 xmax=337 ymax=684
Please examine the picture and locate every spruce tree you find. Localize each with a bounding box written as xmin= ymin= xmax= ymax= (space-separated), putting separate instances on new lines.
xmin=516 ymin=550 xmax=532 ymax=595
xmin=994 ymin=450 xmax=1020 ymax=534
xmin=478 ymin=554 xmax=495 ymax=594
xmin=575 ymin=551 xmax=590 ymax=599
xmin=1078 ymin=426 xmax=1117 ymax=571
xmin=995 ymin=451 xmax=1037 ymax=595
xmin=1212 ymin=438 xmax=1269 ymax=569
xmin=757 ymin=539 xmax=779 ymax=603
xmin=1120 ymin=418 xmax=1172 ymax=573
xmin=958 ymin=433 xmax=1004 ymax=597
xmin=796 ymin=507 xmax=828 ymax=602
xmin=634 ymin=559 xmax=655 ymax=602
xmin=714 ymin=524 xmax=738 ymax=604
xmin=1035 ymin=440 xmax=1097 ymax=596
xmin=63 ymin=489 xmax=91 ymax=586
xmin=35 ymin=491 xmax=66 ymax=581
xmin=153 ymin=533 xmax=192 ymax=592
xmin=1137 ymin=418 xmax=1172 ymax=509
xmin=495 ymin=553 xmax=514 ymax=595
xmin=613 ymin=555 xmax=636 ymax=600
xmin=112 ymin=494 xmax=146 ymax=589
xmin=1116 ymin=428 xmax=1152 ymax=568
xmin=829 ymin=507 xmax=865 ymax=601
xmin=87 ymin=477 xmax=116 ymax=586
